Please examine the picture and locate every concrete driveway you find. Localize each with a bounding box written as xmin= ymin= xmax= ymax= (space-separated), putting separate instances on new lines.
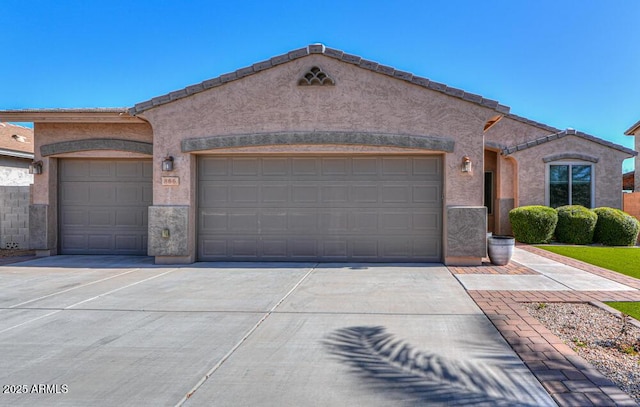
xmin=0 ymin=256 xmax=556 ymax=406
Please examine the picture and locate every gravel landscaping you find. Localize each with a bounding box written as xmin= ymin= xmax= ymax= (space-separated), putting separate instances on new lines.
xmin=525 ymin=302 xmax=640 ymax=403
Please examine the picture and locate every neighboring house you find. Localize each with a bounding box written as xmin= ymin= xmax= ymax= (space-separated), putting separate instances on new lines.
xmin=0 ymin=123 xmax=33 ymax=250
xmin=0 ymin=45 xmax=635 ymax=265
xmin=625 ymin=120 xmax=640 ymax=191
xmin=623 ymin=171 xmax=634 ymax=192
xmin=0 ymin=122 xmax=34 ymax=186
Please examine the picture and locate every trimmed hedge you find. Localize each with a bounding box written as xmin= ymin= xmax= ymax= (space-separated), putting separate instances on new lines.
xmin=555 ymin=205 xmax=597 ymax=245
xmin=509 ymin=206 xmax=558 ymax=244
xmin=593 ymin=207 xmax=640 ymax=246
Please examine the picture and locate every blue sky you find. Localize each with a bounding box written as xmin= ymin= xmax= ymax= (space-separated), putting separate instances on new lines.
xmin=2 ymin=1 xmax=638 ymax=170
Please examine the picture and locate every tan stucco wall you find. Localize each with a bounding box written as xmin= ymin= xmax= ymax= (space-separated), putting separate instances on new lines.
xmin=139 ymin=55 xmax=503 ymax=263
xmin=141 ymin=55 xmax=498 ymax=209
xmin=32 ymin=122 xmax=153 ymax=205
xmin=510 ymin=135 xmax=626 ymax=209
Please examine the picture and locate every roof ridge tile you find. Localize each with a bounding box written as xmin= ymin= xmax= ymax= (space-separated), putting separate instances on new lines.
xmin=129 ymin=44 xmax=511 ymax=116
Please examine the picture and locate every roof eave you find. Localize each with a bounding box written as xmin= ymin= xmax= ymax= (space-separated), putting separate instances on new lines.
xmin=0 ymin=109 xmax=144 ymax=123
xmin=502 ymin=129 xmax=637 ymax=157
xmin=0 ymin=149 xmax=34 ymax=159
xmin=624 ymin=119 xmax=640 ymax=136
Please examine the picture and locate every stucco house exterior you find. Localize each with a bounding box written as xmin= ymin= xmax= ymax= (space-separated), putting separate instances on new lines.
xmin=0 ymin=45 xmax=635 ymax=265
xmin=625 ymin=120 xmax=640 ymax=191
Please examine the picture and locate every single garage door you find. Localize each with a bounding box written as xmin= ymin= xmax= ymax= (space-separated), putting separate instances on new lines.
xmin=59 ymin=159 xmax=152 ymax=255
xmin=198 ymin=155 xmax=442 ymax=262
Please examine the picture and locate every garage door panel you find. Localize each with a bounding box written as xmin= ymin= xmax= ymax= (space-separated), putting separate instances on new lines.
xmin=231 ymin=158 xmax=260 ymax=176
xmin=322 ymin=240 xmax=348 ymax=257
xmin=292 ymin=158 xmax=318 ymax=175
xmin=88 ymin=162 xmax=113 ymax=178
xmin=88 ymin=211 xmax=112 ymax=227
xmin=198 ymin=156 xmax=442 ymax=262
xmin=321 ymin=158 xmax=348 ymax=175
xmin=292 ymin=185 xmax=318 ymax=203
xmin=59 ymin=159 xmax=151 ymax=255
xmin=87 ymin=234 xmax=112 ymax=250
xmin=228 ymin=211 xmax=259 ymax=232
xmin=352 ymin=158 xmax=378 ymax=175
xmin=115 ymin=235 xmax=139 ymax=251
xmin=115 ymin=209 xmax=145 ymax=227
xmin=89 ymin=184 xmax=115 ymax=204
xmin=262 ymin=184 xmax=288 ymax=203
xmin=262 ymin=158 xmax=289 ymax=175
xmin=61 ymin=210 xmax=88 ymax=226
xmin=289 ymin=210 xmax=317 ymax=231
xmin=262 ymin=239 xmax=287 ymax=257
xmin=350 ymin=212 xmax=378 ymax=231
xmin=201 ymin=157 xmax=229 ymax=177
xmin=319 ymin=212 xmax=348 ymax=232
xmin=230 ymin=239 xmax=259 ymax=257
xmin=261 ymin=211 xmax=287 ymax=231
xmin=61 ymin=183 xmax=90 ymax=204
xmin=412 ymin=212 xmax=441 ymax=231
xmin=352 ymin=185 xmax=378 ymax=203
xmin=321 ymin=186 xmax=349 ymax=203
xmin=290 ymin=239 xmax=318 ymax=257
xmin=413 ymin=185 xmax=440 ymax=203
xmin=116 ymin=185 xmax=143 ymax=204
xmin=230 ymin=184 xmax=259 ymax=203
xmin=201 ymin=239 xmax=227 ymax=257
xmin=381 ymin=185 xmax=410 ymax=203
xmin=382 ymin=157 xmax=411 ymax=175
xmin=199 ymin=184 xmax=228 ymax=205
xmin=380 ymin=212 xmax=412 ymax=231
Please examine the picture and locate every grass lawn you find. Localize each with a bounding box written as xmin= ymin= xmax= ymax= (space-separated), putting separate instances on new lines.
xmin=603 ymin=301 xmax=640 ymax=322
xmin=535 ymin=245 xmax=640 ymax=280
xmin=536 ymin=245 xmax=640 ymax=321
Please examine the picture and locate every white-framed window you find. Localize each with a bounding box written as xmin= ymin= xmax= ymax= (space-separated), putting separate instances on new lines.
xmin=546 ymin=162 xmax=594 ymax=208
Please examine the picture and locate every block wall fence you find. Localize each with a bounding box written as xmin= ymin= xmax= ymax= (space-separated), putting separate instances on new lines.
xmin=0 ymin=186 xmax=30 ymax=249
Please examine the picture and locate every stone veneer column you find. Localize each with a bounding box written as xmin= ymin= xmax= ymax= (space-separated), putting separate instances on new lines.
xmin=444 ymin=206 xmax=487 ymax=266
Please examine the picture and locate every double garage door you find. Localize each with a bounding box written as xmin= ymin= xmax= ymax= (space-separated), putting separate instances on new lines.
xmin=59 ymin=159 xmax=152 ymax=255
xmin=198 ymin=155 xmax=442 ymax=262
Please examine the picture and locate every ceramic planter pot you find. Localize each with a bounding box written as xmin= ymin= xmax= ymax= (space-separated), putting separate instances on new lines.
xmin=487 ymin=236 xmax=515 ymax=266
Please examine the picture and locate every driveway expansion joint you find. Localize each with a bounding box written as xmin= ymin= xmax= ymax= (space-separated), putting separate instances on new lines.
xmin=175 ymin=263 xmax=319 ymax=406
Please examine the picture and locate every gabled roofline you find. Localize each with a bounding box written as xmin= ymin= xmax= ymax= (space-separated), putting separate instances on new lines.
xmin=624 ymin=119 xmax=640 ymax=136
xmin=0 ymin=108 xmax=143 ymax=123
xmin=129 ymin=44 xmax=511 ymax=116
xmin=502 ymin=129 xmax=637 ymax=157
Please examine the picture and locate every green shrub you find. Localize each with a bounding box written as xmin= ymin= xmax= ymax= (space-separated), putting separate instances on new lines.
xmin=593 ymin=207 xmax=640 ymax=246
xmin=509 ymin=206 xmax=558 ymax=244
xmin=554 ymin=205 xmax=597 ymax=244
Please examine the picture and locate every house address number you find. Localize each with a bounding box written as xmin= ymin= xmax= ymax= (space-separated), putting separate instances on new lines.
xmin=161 ymin=176 xmax=180 ymax=186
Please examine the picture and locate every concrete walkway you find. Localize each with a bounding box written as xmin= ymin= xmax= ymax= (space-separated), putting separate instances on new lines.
xmin=450 ymin=246 xmax=640 ymax=407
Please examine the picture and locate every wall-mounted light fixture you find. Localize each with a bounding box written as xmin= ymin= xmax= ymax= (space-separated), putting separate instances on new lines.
xmin=161 ymin=155 xmax=174 ymax=172
xmin=461 ymin=156 xmax=472 ymax=173
xmin=29 ymin=160 xmax=43 ymax=175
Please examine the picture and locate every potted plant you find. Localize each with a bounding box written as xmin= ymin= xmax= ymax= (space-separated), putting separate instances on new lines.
xmin=487 ymin=235 xmax=515 ymax=266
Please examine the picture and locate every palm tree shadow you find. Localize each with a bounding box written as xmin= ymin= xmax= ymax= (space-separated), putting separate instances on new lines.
xmin=323 ymin=326 xmax=551 ymax=406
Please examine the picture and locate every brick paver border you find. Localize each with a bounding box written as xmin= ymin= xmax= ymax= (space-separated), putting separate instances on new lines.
xmin=451 ymin=246 xmax=640 ymax=406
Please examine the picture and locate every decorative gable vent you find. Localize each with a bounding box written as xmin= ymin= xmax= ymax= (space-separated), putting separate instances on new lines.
xmin=298 ymin=66 xmax=335 ymax=86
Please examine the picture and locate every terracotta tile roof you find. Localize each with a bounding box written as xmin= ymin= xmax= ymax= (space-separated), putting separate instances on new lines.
xmin=0 ymin=122 xmax=34 ymax=158
xmin=129 ymin=44 xmax=511 ymax=116
xmin=502 ymin=128 xmax=637 ymax=157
